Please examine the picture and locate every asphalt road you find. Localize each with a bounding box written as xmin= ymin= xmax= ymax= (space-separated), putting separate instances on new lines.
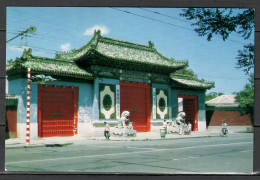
xmin=5 ymin=133 xmax=253 ymax=174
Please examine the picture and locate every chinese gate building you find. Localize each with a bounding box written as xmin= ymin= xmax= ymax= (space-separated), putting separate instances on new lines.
xmin=6 ymin=30 xmax=214 ymax=138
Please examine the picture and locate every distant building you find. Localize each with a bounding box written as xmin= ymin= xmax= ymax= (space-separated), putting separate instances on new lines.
xmin=206 ymin=95 xmax=252 ymax=133
xmin=6 ymin=30 xmax=214 ymax=139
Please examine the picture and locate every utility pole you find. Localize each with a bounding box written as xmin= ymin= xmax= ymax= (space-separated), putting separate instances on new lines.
xmin=7 ymin=26 xmax=36 ymax=145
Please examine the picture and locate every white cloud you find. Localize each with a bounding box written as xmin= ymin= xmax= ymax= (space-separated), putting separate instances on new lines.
xmin=60 ymin=43 xmax=71 ymax=51
xmin=84 ymin=25 xmax=109 ymax=36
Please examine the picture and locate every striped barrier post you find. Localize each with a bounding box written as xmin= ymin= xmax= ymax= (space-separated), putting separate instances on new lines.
xmin=26 ymin=68 xmax=31 ymax=145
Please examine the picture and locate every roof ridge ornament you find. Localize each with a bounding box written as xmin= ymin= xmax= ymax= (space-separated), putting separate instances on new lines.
xmin=22 ymin=48 xmax=32 ymax=59
xmin=94 ymin=29 xmax=101 ymax=36
xmin=148 ymin=41 xmax=154 ymax=48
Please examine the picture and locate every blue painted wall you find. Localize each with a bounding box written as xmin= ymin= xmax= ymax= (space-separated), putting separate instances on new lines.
xmin=9 ymin=79 xmax=94 ymax=124
xmin=9 ymin=78 xmax=28 ymax=124
xmin=171 ymin=89 xmax=206 ymax=122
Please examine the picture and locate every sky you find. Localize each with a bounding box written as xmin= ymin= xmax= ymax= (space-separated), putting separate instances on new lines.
xmin=6 ymin=7 xmax=254 ymax=95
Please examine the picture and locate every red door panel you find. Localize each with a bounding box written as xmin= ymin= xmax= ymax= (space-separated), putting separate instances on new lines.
xmin=178 ymin=95 xmax=198 ymax=131
xmin=120 ymin=81 xmax=151 ymax=132
xmin=38 ymin=85 xmax=78 ymax=137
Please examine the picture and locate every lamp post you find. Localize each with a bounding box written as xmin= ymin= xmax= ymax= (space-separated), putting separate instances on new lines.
xmin=6 ymin=26 xmax=37 ymax=43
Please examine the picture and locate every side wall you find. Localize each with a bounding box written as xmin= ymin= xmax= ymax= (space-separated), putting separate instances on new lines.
xmin=208 ymin=110 xmax=252 ymax=126
xmin=207 ymin=110 xmax=253 ymax=133
xmin=171 ymin=89 xmax=206 ymax=131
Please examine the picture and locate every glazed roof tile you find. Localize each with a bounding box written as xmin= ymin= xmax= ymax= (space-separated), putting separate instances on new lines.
xmin=171 ymin=75 xmax=214 ymax=90
xmin=5 ymin=94 xmax=18 ymax=107
xmin=6 ymin=55 xmax=94 ymax=80
xmin=56 ymin=30 xmax=188 ymax=72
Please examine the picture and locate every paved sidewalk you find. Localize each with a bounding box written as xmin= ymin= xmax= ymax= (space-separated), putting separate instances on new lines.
xmin=5 ymin=131 xmax=219 ymax=149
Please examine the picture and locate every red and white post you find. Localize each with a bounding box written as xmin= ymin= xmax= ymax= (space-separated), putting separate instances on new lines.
xmin=26 ymin=68 xmax=31 ymax=145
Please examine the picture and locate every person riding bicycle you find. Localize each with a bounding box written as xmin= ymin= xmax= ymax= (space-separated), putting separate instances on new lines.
xmin=222 ymin=121 xmax=228 ymax=135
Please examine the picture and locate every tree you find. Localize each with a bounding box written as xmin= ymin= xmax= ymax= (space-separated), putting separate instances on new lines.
xmin=175 ymin=67 xmax=198 ymax=78
xmin=235 ymin=73 xmax=254 ymax=124
xmin=205 ymin=92 xmax=224 ymax=102
xmin=180 ymin=8 xmax=254 ymax=74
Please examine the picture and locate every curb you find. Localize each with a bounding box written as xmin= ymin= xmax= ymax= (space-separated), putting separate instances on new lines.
xmin=5 ymin=134 xmax=220 ymax=149
xmin=98 ymin=134 xmax=219 ymax=141
xmin=5 ymin=142 xmax=74 ymax=149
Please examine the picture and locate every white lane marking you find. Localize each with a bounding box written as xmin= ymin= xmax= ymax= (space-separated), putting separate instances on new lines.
xmin=193 ymin=137 xmax=252 ymax=144
xmin=91 ymin=145 xmax=121 ymax=149
xmin=173 ymin=156 xmax=197 ymax=161
xmin=240 ymin=150 xmax=253 ymax=153
xmin=6 ymin=141 xmax=252 ymax=165
xmin=127 ymin=147 xmax=156 ymax=150
xmin=172 ymin=149 xmax=253 ymax=161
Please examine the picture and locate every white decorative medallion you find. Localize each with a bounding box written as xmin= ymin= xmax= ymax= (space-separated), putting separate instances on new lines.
xmin=156 ymin=90 xmax=168 ymax=119
xmin=100 ymin=86 xmax=115 ymax=119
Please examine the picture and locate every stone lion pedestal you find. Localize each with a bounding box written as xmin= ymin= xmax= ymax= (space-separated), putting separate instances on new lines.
xmin=113 ymin=111 xmax=136 ymax=137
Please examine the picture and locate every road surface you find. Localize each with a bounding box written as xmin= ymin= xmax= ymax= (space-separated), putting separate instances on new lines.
xmin=5 ymin=133 xmax=253 ymax=174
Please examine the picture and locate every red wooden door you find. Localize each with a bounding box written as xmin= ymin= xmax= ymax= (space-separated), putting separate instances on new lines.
xmin=38 ymin=85 xmax=78 ymax=137
xmin=178 ymin=95 xmax=198 ymax=131
xmin=120 ymin=81 xmax=151 ymax=132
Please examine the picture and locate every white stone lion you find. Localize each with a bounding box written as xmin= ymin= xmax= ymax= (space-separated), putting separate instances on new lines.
xmin=169 ymin=112 xmax=190 ymax=135
xmin=176 ymin=112 xmax=186 ymax=125
xmin=118 ymin=111 xmax=130 ymax=127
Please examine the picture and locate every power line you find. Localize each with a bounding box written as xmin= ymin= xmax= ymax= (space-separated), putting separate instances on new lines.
xmin=6 ymin=8 xmax=250 ymax=80
xmin=8 ymin=10 xmax=84 ymax=35
xmin=139 ymin=8 xmax=254 ymax=41
xmin=7 ymin=44 xmax=57 ymax=55
xmin=139 ymin=8 xmax=192 ymax=24
xmin=111 ymin=8 xmax=248 ymax=45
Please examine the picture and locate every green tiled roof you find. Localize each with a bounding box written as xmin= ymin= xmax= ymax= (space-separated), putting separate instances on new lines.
xmin=6 ymin=31 xmax=214 ymax=87
xmin=6 ymin=94 xmax=18 ymax=107
xmin=171 ymin=74 xmax=214 ymax=90
xmin=6 ymin=53 xmax=94 ymax=80
xmin=56 ymin=30 xmax=188 ymax=74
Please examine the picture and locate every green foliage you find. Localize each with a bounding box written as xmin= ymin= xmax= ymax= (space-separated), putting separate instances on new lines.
xmin=180 ymin=8 xmax=254 ymax=41
xmin=7 ymin=59 xmax=14 ymax=64
xmin=236 ymin=43 xmax=254 ymax=74
xmin=175 ymin=68 xmax=198 ymax=78
xmin=180 ymin=8 xmax=254 ymax=74
xmin=205 ymin=92 xmax=224 ymax=102
xmin=235 ymin=73 xmax=254 ymax=124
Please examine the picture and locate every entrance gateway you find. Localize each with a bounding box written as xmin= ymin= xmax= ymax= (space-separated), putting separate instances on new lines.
xmin=120 ymin=81 xmax=151 ymax=132
xmin=178 ymin=95 xmax=198 ymax=131
xmin=38 ymin=85 xmax=78 ymax=137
